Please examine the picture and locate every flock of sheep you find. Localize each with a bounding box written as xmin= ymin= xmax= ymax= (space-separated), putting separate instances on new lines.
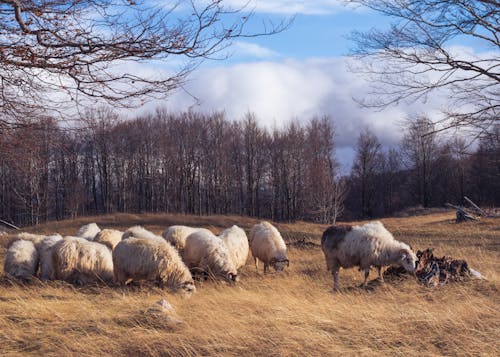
xmin=3 ymin=220 xmax=418 ymax=292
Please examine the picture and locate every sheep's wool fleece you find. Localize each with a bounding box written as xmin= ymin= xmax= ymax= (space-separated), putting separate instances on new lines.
xmin=76 ymin=223 xmax=101 ymax=240
xmin=4 ymin=239 xmax=39 ymax=279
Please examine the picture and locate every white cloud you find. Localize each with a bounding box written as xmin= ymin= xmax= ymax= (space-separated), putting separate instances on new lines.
xmin=154 ymin=56 xmax=448 ymax=154
xmin=231 ymin=41 xmax=280 ymax=59
xmin=207 ymin=0 xmax=346 ymax=15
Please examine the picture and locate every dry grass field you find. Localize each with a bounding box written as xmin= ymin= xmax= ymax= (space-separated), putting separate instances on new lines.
xmin=0 ymin=212 xmax=498 ymax=356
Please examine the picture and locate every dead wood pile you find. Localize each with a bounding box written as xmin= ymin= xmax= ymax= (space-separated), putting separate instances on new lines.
xmin=385 ymin=248 xmax=471 ymax=286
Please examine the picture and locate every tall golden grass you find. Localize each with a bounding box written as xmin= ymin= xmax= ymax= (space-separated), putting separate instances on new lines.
xmin=0 ymin=212 xmax=498 ymax=356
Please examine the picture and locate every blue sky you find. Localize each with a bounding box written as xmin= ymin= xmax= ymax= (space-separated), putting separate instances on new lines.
xmin=136 ymin=1 xmax=487 ymax=171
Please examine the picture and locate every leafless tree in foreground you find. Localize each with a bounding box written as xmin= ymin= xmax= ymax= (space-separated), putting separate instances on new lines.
xmin=348 ymin=0 xmax=499 ymax=136
xmin=0 ymin=0 xmax=289 ymax=126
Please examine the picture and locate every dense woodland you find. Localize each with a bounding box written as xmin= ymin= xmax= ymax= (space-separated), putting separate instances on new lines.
xmin=0 ymin=109 xmax=498 ymax=227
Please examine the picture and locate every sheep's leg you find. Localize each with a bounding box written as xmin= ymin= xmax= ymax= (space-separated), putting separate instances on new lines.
xmin=377 ymin=266 xmax=384 ymax=282
xmin=363 ymin=268 xmax=370 ymax=287
xmin=254 ymin=257 xmax=259 ymax=272
xmin=333 ymin=269 xmax=340 ymax=291
xmin=264 ymin=263 xmax=268 ymax=274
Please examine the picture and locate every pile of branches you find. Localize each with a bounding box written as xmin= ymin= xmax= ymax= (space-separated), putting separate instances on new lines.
xmin=386 ymin=248 xmax=471 ymax=287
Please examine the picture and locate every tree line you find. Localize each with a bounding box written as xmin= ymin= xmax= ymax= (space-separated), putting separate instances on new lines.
xmin=0 ymin=109 xmax=343 ymax=226
xmin=0 ymin=109 xmax=498 ymax=227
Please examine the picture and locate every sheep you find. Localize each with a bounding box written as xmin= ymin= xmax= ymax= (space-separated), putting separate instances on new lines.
xmin=76 ymin=223 xmax=101 ymax=240
xmin=249 ymin=222 xmax=289 ymax=273
xmin=94 ymin=229 xmax=123 ymax=250
xmin=36 ymin=234 xmax=63 ymax=281
xmin=122 ymin=226 xmax=163 ymax=242
xmin=162 ymin=225 xmax=212 ymax=252
xmin=321 ymin=221 xmax=417 ymax=290
xmin=4 ymin=239 xmax=39 ymax=280
xmin=182 ymin=230 xmax=238 ymax=282
xmin=8 ymin=232 xmax=45 ymax=248
xmin=218 ymin=225 xmax=249 ymax=270
xmin=52 ymin=238 xmax=114 ymax=285
xmin=113 ymin=237 xmax=195 ymax=294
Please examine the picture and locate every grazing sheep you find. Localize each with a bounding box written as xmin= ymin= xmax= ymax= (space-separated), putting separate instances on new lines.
xmin=8 ymin=232 xmax=45 ymax=248
xmin=4 ymin=239 xmax=39 ymax=280
xmin=37 ymin=234 xmax=63 ymax=281
xmin=122 ymin=226 xmax=163 ymax=242
xmin=162 ymin=225 xmax=212 ymax=252
xmin=249 ymin=222 xmax=289 ymax=273
xmin=183 ymin=230 xmax=238 ymax=282
xmin=76 ymin=223 xmax=101 ymax=240
xmin=218 ymin=225 xmax=249 ymax=270
xmin=113 ymin=238 xmax=195 ymax=294
xmin=321 ymin=221 xmax=417 ymax=290
xmin=52 ymin=238 xmax=113 ymax=285
xmin=94 ymin=229 xmax=123 ymax=250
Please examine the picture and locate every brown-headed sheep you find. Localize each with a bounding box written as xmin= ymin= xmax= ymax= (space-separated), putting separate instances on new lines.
xmin=4 ymin=239 xmax=39 ymax=280
xmin=52 ymin=238 xmax=113 ymax=285
xmin=249 ymin=222 xmax=289 ymax=273
xmin=94 ymin=229 xmax=123 ymax=250
xmin=321 ymin=221 xmax=417 ymax=290
xmin=76 ymin=223 xmax=101 ymax=240
xmin=183 ymin=230 xmax=238 ymax=282
xmin=218 ymin=225 xmax=249 ymax=270
xmin=162 ymin=225 xmax=212 ymax=252
xmin=113 ymin=238 xmax=195 ymax=294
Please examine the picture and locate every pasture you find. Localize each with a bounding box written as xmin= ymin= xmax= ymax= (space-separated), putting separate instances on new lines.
xmin=0 ymin=212 xmax=498 ymax=356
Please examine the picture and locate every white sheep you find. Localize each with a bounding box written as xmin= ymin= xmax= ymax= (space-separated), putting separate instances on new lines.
xmin=94 ymin=229 xmax=123 ymax=250
xmin=36 ymin=234 xmax=63 ymax=281
xmin=4 ymin=239 xmax=39 ymax=280
xmin=249 ymin=222 xmax=289 ymax=273
xmin=218 ymin=225 xmax=249 ymax=270
xmin=52 ymin=238 xmax=114 ymax=285
xmin=321 ymin=221 xmax=417 ymax=290
xmin=113 ymin=237 xmax=195 ymax=294
xmin=9 ymin=232 xmax=46 ymax=247
xmin=122 ymin=226 xmax=163 ymax=242
xmin=76 ymin=223 xmax=101 ymax=240
xmin=182 ymin=230 xmax=238 ymax=282
xmin=162 ymin=225 xmax=212 ymax=252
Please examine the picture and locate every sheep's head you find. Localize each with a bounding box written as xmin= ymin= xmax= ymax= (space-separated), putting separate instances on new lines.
xmin=399 ymin=249 xmax=417 ymax=273
xmin=180 ymin=280 xmax=196 ymax=294
xmin=271 ymin=257 xmax=289 ymax=272
xmin=227 ymin=272 xmax=238 ymax=284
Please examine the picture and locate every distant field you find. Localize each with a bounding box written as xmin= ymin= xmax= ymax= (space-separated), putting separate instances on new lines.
xmin=0 ymin=213 xmax=499 ymax=356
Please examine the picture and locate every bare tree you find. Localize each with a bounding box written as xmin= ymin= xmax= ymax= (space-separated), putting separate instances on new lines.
xmin=349 ymin=0 xmax=499 ymax=135
xmin=351 ymin=129 xmax=382 ymax=217
xmin=400 ymin=116 xmax=439 ymax=207
xmin=0 ymin=0 xmax=289 ymax=125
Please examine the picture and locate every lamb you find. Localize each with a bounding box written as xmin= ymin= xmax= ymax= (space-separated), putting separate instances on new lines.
xmin=4 ymin=239 xmax=39 ymax=280
xmin=249 ymin=222 xmax=289 ymax=273
xmin=162 ymin=225 xmax=212 ymax=252
xmin=321 ymin=221 xmax=417 ymax=290
xmin=218 ymin=225 xmax=249 ymax=270
xmin=182 ymin=230 xmax=238 ymax=282
xmin=52 ymin=238 xmax=114 ymax=285
xmin=113 ymin=237 xmax=195 ymax=294
xmin=94 ymin=229 xmax=123 ymax=250
xmin=76 ymin=223 xmax=101 ymax=240
xmin=36 ymin=234 xmax=63 ymax=281
xmin=122 ymin=226 xmax=163 ymax=242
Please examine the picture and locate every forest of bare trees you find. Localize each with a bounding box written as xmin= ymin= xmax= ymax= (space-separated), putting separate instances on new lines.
xmin=0 ymin=109 xmax=346 ymax=226
xmin=1 ymin=108 xmax=498 ymax=227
